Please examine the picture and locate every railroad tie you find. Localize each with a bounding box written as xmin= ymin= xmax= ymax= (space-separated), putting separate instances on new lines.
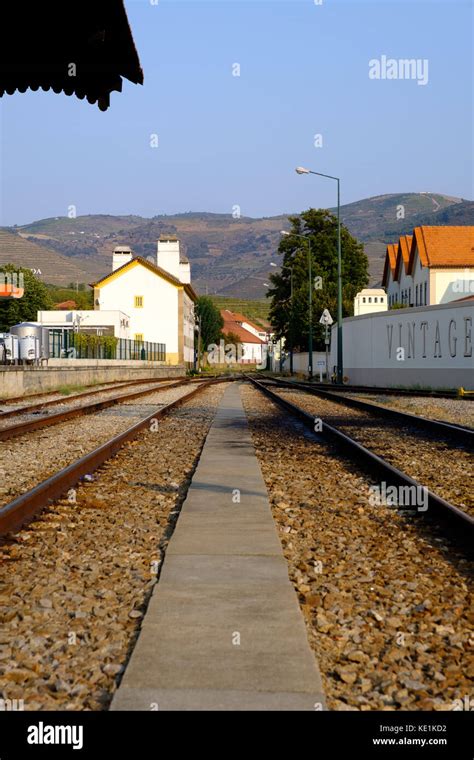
xmin=111 ymin=382 xmax=326 ymax=711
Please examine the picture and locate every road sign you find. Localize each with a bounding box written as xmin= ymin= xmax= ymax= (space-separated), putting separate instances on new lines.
xmin=319 ymin=308 xmax=333 ymax=325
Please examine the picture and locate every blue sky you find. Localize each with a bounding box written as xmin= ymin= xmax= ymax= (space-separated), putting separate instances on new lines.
xmin=0 ymin=0 xmax=472 ymax=226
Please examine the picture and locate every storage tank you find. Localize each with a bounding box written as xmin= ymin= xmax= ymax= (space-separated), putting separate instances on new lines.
xmin=3 ymin=334 xmax=19 ymax=364
xmin=10 ymin=322 xmax=49 ymax=361
xmin=19 ymin=336 xmax=37 ymax=362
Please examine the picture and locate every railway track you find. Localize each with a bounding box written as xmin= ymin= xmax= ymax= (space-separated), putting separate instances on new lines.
xmin=0 ymin=379 xmax=471 ymax=713
xmin=0 ymin=376 xmax=185 ymax=416
xmin=247 ymin=376 xmax=474 ymax=551
xmin=262 ymin=378 xmax=474 ymax=446
xmin=0 ymin=378 xmax=225 ymax=536
xmin=0 ymin=378 xmax=203 ymax=440
xmin=268 ymin=376 xmax=473 ymax=401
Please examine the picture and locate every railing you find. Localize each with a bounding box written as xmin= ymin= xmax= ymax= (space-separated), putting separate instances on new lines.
xmin=48 ymin=330 xmax=166 ymax=362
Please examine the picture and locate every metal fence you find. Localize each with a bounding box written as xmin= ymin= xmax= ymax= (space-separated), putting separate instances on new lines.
xmin=48 ymin=330 xmax=166 ymax=362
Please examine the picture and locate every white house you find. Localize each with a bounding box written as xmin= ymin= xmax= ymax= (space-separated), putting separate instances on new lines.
xmin=354 ymin=288 xmax=388 ymax=316
xmin=92 ymin=237 xmax=197 ymax=366
xmin=383 ymin=226 xmax=474 ymax=309
xmin=220 ymin=309 xmax=266 ymax=365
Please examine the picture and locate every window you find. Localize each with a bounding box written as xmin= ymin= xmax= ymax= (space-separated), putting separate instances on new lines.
xmin=415 ymin=285 xmax=418 ymax=306
xmin=362 ymin=297 xmax=366 ymax=303
xmin=424 ymin=282 xmax=427 ymax=305
xmin=368 ymin=297 xmax=372 ymax=303
xmin=134 ymin=296 xmax=144 ymax=308
xmin=134 ymin=333 xmax=144 ymax=342
xmin=374 ymin=297 xmax=378 ymax=303
xmin=408 ymin=288 xmax=411 ymax=305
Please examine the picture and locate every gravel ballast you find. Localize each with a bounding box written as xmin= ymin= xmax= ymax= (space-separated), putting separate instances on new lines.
xmin=0 ymin=383 xmax=227 ymax=710
xmin=241 ymin=384 xmax=473 ymax=711
xmin=272 ymin=388 xmax=473 ymax=517
xmin=0 ymin=384 xmax=201 ymax=506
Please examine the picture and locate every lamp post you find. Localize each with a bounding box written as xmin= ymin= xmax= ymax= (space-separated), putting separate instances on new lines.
xmin=296 ymin=166 xmax=343 ymax=384
xmin=281 ymin=230 xmax=314 ymax=378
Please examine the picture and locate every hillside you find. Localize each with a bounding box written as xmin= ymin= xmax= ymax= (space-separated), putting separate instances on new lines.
xmin=2 ymin=193 xmax=471 ymax=295
xmin=0 ymin=229 xmax=92 ymax=286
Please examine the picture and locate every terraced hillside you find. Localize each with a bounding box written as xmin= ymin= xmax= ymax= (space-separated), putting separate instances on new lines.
xmin=0 ymin=229 xmax=92 ymax=286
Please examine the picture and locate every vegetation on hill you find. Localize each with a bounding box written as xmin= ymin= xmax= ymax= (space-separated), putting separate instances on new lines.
xmin=209 ymin=296 xmax=270 ymax=327
xmin=4 ymin=193 xmax=471 ymax=297
xmin=44 ymin=283 xmax=94 ymax=310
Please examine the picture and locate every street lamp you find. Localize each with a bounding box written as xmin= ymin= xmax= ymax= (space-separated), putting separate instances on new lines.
xmin=296 ymin=165 xmax=343 ymax=384
xmin=281 ymin=229 xmax=314 ymax=378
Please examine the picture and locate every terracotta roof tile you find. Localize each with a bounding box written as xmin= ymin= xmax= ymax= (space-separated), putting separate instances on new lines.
xmin=382 ymin=243 xmax=398 ymax=286
xmin=221 ymin=318 xmax=265 ymax=344
xmin=408 ymin=226 xmax=474 ymax=273
xmin=220 ymin=309 xmax=266 ymax=334
xmin=393 ymin=235 xmax=413 ymax=281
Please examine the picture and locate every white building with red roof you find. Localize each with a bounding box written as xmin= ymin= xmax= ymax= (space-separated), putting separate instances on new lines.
xmin=220 ymin=309 xmax=267 ymax=365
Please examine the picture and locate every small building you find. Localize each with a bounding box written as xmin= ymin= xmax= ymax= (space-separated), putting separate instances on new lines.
xmin=220 ymin=310 xmax=266 ymax=365
xmin=354 ymin=288 xmax=388 ymax=316
xmin=383 ymin=226 xmax=474 ymax=308
xmin=37 ymin=309 xmax=130 ymax=338
xmin=92 ymin=237 xmax=196 ymax=366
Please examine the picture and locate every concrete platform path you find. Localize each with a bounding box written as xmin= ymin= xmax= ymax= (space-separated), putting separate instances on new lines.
xmin=111 ymin=382 xmax=325 ymax=711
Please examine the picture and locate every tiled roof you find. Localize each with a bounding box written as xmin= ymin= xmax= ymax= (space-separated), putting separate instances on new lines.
xmin=0 ymin=1 xmax=143 ymax=111
xmin=394 ymin=235 xmax=413 ymax=281
xmin=222 ymin=320 xmax=265 ymax=344
xmin=54 ymin=300 xmax=78 ymax=310
xmin=453 ymin=294 xmax=474 ymax=302
xmin=408 ymin=226 xmax=474 ymax=273
xmin=221 ymin=309 xmax=266 ymax=334
xmin=382 ymin=243 xmax=398 ymax=287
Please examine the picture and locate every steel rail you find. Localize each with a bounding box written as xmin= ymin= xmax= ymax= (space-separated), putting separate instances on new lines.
xmin=0 ymin=375 xmax=188 ymax=406
xmin=0 ymin=379 xmax=203 ymax=441
xmin=261 ymin=378 xmax=474 ymax=447
xmin=0 ymin=378 xmax=224 ymax=536
xmin=0 ymin=377 xmax=190 ymax=419
xmin=259 ymin=375 xmax=473 ymax=400
xmin=247 ymin=376 xmax=474 ymax=550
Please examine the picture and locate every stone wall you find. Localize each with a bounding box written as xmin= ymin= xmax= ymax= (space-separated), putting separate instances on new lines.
xmin=0 ymin=362 xmax=185 ymax=399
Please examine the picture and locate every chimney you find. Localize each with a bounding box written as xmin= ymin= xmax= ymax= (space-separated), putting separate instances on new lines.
xmin=179 ymin=257 xmax=191 ymax=284
xmin=157 ymin=235 xmax=181 ymax=280
xmin=113 ymin=245 xmax=133 ymax=271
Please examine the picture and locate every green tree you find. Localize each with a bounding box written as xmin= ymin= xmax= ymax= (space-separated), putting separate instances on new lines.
xmin=0 ymin=265 xmax=53 ymax=332
xmin=267 ymin=209 xmax=369 ymax=351
xmin=196 ymin=296 xmax=224 ymax=352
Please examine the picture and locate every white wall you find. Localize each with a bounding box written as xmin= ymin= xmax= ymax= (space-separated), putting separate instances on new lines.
xmin=183 ymin=291 xmax=195 ymax=365
xmin=241 ymin=342 xmax=263 ymax=364
xmin=283 ymin=350 xmax=328 ymax=376
xmin=354 ymin=290 xmax=387 ymax=316
xmin=97 ymin=265 xmax=179 ymax=352
xmin=433 ymin=268 xmax=474 ymax=304
xmin=330 ymin=300 xmax=473 ymax=388
xmin=37 ymin=310 xmax=130 ymax=339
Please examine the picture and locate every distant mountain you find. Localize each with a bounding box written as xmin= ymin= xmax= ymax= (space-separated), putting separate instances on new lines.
xmin=2 ymin=193 xmax=471 ymax=295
